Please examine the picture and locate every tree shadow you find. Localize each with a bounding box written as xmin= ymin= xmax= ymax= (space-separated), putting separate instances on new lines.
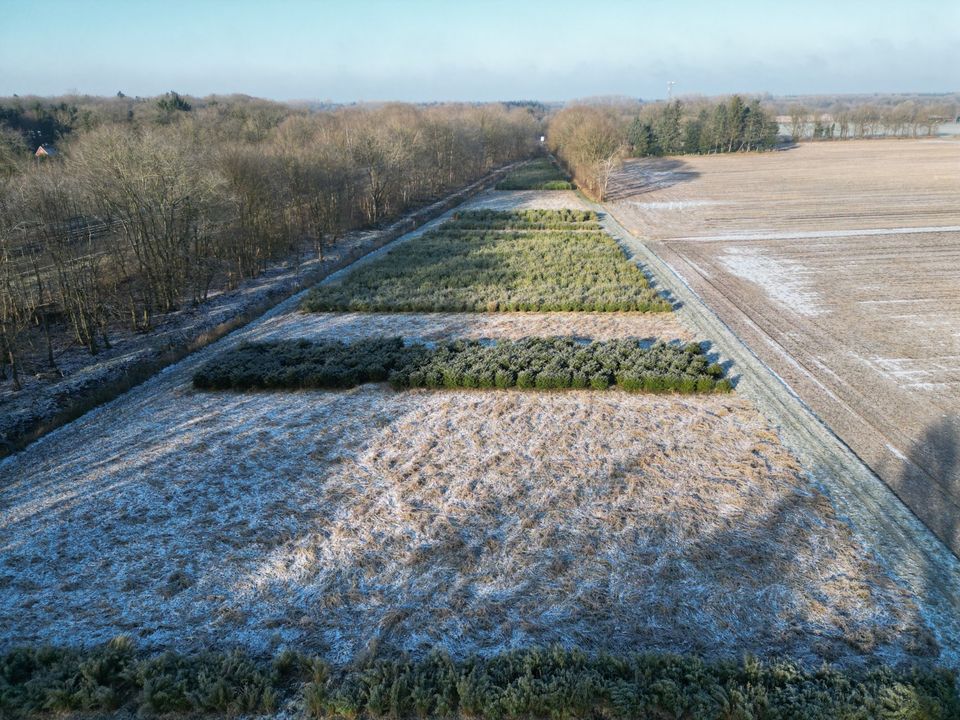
xmin=330 ymin=446 xmax=938 ymax=669
xmin=891 ymin=414 xmax=960 ymax=557
xmin=604 ymin=158 xmax=701 ymax=201
xmin=899 ymin=414 xmax=960 ymax=586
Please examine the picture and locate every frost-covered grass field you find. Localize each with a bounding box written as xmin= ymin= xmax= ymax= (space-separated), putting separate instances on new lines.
xmin=0 ymin=378 xmax=936 ymax=666
xmin=0 ymin=189 xmax=945 ymax=672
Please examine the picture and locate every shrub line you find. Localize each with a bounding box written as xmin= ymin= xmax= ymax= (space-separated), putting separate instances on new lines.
xmin=2 ymin=641 xmax=956 ymax=719
xmin=192 ymin=337 xmax=732 ymax=394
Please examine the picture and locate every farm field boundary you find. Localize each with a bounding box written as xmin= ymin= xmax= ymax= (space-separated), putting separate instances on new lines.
xmin=593 ymin=196 xmax=960 ymax=669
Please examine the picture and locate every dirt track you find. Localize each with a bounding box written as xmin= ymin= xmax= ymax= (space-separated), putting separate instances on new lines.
xmin=606 ymin=140 xmax=960 ymax=557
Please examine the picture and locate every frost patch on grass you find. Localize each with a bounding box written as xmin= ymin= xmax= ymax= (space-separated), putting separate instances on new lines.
xmin=0 ymin=384 xmax=937 ymax=667
xmin=721 ymin=247 xmax=824 ymax=316
xmin=461 ymin=189 xmax=590 ymax=211
xmin=251 ymin=312 xmax=693 ymax=345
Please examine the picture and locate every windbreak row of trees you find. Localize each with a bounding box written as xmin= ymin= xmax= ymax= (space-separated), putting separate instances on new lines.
xmin=785 ymin=101 xmax=954 ymax=141
xmin=0 ymin=99 xmax=539 ymax=387
xmin=547 ymin=96 xmax=778 ymax=200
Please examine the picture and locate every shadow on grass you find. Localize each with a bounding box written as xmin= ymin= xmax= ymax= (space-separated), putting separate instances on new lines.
xmin=604 ymin=158 xmax=701 ymax=202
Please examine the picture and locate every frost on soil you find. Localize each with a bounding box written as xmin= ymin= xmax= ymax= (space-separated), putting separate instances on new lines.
xmin=720 ymin=247 xmax=824 ymax=317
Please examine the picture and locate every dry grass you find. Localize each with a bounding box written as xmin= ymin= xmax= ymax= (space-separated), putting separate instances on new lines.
xmin=460 ymin=189 xmax=590 ymax=212
xmin=0 ymin=377 xmax=935 ymax=666
xmin=253 ymin=311 xmax=692 ymax=345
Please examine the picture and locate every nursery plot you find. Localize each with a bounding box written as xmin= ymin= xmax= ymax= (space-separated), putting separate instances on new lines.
xmin=606 ymin=139 xmax=960 ymax=554
xmin=0 ymin=184 xmax=946 ymax=678
xmin=302 ymin=211 xmax=671 ymax=313
xmin=495 ymin=158 xmax=573 ymax=190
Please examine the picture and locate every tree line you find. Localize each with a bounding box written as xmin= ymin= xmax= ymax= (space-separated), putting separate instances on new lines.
xmin=784 ymin=101 xmax=953 ymax=141
xmin=0 ymin=95 xmax=539 ymax=388
xmin=547 ymin=96 xmax=779 ymax=200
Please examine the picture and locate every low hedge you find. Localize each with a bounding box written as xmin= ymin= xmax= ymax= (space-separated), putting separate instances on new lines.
xmin=2 ymin=641 xmax=957 ymax=719
xmin=389 ymin=337 xmax=731 ymax=393
xmin=191 ymin=337 xmax=420 ymax=390
xmin=0 ymin=638 xmax=288 ymax=717
xmin=449 ymin=208 xmax=596 ymax=228
xmin=193 ymin=337 xmax=732 ymax=394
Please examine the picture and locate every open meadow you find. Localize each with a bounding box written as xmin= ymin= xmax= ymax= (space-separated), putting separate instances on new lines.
xmin=0 ymin=188 xmax=948 ymax=685
xmin=606 ymin=139 xmax=960 ymax=556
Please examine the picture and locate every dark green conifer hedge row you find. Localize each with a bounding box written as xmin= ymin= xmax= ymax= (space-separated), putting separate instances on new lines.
xmin=192 ymin=337 xmax=732 ymax=393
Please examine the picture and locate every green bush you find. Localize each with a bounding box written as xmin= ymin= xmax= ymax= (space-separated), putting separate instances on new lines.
xmin=194 ymin=337 xmax=733 ymax=394
xmin=192 ymin=337 xmax=426 ymax=391
xmin=2 ymin=642 xmax=956 ymax=719
xmin=301 ymin=210 xmax=672 ymax=314
xmin=495 ymin=158 xmax=575 ymax=190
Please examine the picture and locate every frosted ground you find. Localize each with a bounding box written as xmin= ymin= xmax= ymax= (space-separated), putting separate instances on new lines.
xmin=0 ymin=188 xmax=943 ymax=668
xmin=606 ymin=140 xmax=960 ymax=556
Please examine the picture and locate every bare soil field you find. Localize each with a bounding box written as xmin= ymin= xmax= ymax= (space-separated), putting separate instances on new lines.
xmin=0 ymin=188 xmax=946 ymax=670
xmin=606 ymin=140 xmax=960 ymax=555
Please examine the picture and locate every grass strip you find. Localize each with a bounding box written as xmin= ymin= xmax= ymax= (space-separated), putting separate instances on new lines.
xmin=495 ymin=158 xmax=575 ymax=190
xmin=192 ymin=337 xmax=732 ymax=393
xmin=2 ymin=641 xmax=956 ymax=719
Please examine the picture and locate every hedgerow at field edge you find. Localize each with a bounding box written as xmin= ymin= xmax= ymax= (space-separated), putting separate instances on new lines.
xmin=192 ymin=337 xmax=732 ymax=393
xmin=192 ymin=337 xmax=416 ymax=390
xmin=2 ymin=641 xmax=957 ymax=719
xmin=301 ymin=210 xmax=672 ymax=313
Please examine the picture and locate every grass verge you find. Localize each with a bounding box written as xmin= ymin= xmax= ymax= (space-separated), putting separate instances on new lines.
xmin=192 ymin=337 xmax=732 ymax=393
xmin=2 ymin=641 xmax=956 ymax=719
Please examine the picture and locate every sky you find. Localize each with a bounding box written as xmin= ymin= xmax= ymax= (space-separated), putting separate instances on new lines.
xmin=1 ymin=0 xmax=957 ymax=101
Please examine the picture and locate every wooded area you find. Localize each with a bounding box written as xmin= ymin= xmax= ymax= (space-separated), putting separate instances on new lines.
xmin=0 ymin=95 xmax=539 ymax=388
xmin=763 ymin=93 xmax=958 ymax=140
xmin=547 ymin=96 xmax=778 ymax=200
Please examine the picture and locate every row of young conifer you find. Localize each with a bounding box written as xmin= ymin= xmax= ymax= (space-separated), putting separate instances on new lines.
xmin=301 ymin=210 xmax=671 ymax=314
xmin=3 ymin=640 xmax=956 ymax=719
xmin=192 ymin=337 xmax=731 ymax=394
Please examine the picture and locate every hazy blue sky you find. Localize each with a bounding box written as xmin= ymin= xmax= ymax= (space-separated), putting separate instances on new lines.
xmin=1 ymin=0 xmax=956 ymax=100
